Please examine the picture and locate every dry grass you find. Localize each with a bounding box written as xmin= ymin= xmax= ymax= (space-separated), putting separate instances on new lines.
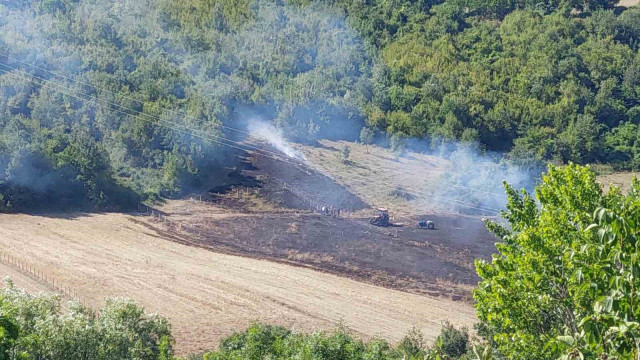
xmin=0 ymin=212 xmax=477 ymax=355
xmin=296 ymin=140 xmax=449 ymax=217
xmin=295 ymin=140 xmax=489 ymax=219
xmin=618 ymin=0 xmax=639 ymax=6
xmin=597 ymin=172 xmax=639 ymax=193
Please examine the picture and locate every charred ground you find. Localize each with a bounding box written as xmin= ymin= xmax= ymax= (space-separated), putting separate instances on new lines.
xmin=147 ymin=143 xmax=498 ymax=301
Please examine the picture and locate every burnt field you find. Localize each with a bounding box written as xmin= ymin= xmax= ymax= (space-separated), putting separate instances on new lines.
xmin=148 ymin=145 xmax=499 ymax=301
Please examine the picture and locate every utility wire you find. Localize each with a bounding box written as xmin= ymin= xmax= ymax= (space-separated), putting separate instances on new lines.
xmin=0 ymin=56 xmax=506 ymax=200
xmin=0 ymin=64 xmax=503 ymax=214
xmin=0 ymin=62 xmax=297 ymax=163
xmin=0 ymin=53 xmax=255 ymax=136
xmin=0 ymin=54 xmax=507 ymax=199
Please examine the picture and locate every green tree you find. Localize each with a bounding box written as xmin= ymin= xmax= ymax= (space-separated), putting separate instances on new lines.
xmin=0 ymin=313 xmax=18 ymax=359
xmin=475 ymin=164 xmax=640 ymax=359
xmin=359 ymin=127 xmax=375 ymax=154
xmin=0 ymin=280 xmax=173 ymax=360
xmin=435 ymin=322 xmax=469 ymax=358
xmin=341 ymin=145 xmax=351 ymax=163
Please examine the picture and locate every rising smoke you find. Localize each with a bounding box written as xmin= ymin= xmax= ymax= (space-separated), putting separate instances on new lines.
xmin=423 ymin=142 xmax=538 ymax=215
xmin=0 ymin=0 xmax=539 ymax=214
xmin=247 ymin=118 xmax=306 ymax=161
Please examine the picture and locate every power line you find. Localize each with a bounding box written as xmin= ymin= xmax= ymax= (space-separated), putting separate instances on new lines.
xmin=0 ymin=57 xmax=506 ymax=200
xmin=0 ymin=65 xmax=501 ymax=213
xmin=0 ymin=62 xmax=298 ymax=163
xmin=0 ymin=52 xmax=255 ymax=136
xmin=0 ymin=64 xmax=502 ymax=214
xmin=0 ymin=65 xmax=279 ymax=158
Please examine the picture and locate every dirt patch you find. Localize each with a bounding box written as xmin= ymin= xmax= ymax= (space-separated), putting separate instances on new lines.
xmin=597 ymin=172 xmax=639 ymax=193
xmin=0 ymin=213 xmax=477 ymax=355
xmin=618 ymin=0 xmax=639 ymax=7
xmin=232 ymin=144 xmax=370 ymax=211
xmin=151 ymin=199 xmax=496 ymax=301
xmin=145 ymin=140 xmax=499 ymax=301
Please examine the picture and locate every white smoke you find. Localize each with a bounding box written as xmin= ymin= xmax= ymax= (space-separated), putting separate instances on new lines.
xmin=247 ymin=118 xmax=306 ymax=160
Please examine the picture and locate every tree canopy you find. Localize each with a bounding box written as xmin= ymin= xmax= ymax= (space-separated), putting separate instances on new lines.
xmin=1 ymin=0 xmax=640 ymax=210
xmin=0 ymin=279 xmax=173 ymax=360
xmin=475 ymin=164 xmax=640 ymax=359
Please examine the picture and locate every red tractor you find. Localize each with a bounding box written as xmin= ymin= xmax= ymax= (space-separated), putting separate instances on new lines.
xmin=369 ymin=208 xmax=390 ymax=227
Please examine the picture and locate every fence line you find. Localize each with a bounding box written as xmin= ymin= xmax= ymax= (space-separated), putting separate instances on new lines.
xmin=178 ymin=185 xmax=357 ymax=218
xmin=280 ymin=181 xmax=356 ymax=218
xmin=0 ymin=251 xmax=93 ymax=310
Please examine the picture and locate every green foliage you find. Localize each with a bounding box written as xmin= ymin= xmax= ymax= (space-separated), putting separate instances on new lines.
xmin=0 ymin=280 xmax=475 ymax=360
xmin=474 ymin=164 xmax=640 ymax=359
xmin=435 ymin=322 xmax=469 ymax=358
xmin=341 ymin=144 xmax=351 ymax=163
xmin=0 ymin=279 xmax=173 ymax=360
xmin=4 ymin=0 xmax=640 ymax=212
xmin=200 ymin=322 xmax=471 ymax=360
xmin=605 ymin=122 xmax=640 ymax=169
xmin=0 ymin=313 xmax=18 ymax=359
xmin=359 ymin=127 xmax=374 ymax=153
xmin=0 ymin=0 xmax=371 ymax=211
xmin=336 ymin=1 xmax=640 ymax=167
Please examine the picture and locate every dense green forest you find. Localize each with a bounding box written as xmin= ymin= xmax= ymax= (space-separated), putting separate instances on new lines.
xmin=2 ymin=164 xmax=640 ymax=359
xmin=326 ymin=0 xmax=640 ymax=165
xmin=0 ymin=0 xmax=639 ymax=210
xmin=0 ymin=0 xmax=370 ymax=210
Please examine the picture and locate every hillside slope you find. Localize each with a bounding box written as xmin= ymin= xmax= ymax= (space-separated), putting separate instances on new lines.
xmin=0 ymin=212 xmax=476 ymax=355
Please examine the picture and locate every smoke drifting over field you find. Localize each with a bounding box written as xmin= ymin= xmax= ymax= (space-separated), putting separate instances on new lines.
xmin=422 ymin=143 xmax=536 ymax=214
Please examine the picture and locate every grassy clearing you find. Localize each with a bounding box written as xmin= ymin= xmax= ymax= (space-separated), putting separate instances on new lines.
xmin=297 ymin=140 xmax=477 ymax=219
xmin=597 ymin=172 xmax=639 ymax=193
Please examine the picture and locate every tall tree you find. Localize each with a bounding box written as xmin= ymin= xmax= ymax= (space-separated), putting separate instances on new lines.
xmin=475 ymin=164 xmax=640 ymax=359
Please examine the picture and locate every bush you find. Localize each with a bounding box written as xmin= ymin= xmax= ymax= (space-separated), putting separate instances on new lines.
xmin=341 ymin=145 xmax=351 ymax=163
xmin=436 ymin=322 xmax=469 ymax=358
xmin=0 ymin=279 xmax=173 ymax=360
xmin=201 ymin=322 xmax=474 ymax=360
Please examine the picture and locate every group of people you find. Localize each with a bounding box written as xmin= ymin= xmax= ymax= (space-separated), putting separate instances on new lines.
xmin=321 ymin=206 xmax=341 ymax=218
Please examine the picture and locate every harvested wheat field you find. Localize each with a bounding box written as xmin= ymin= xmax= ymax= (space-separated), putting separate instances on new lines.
xmin=619 ymin=0 xmax=639 ymax=6
xmin=597 ymin=172 xmax=639 ymax=193
xmin=0 ymin=212 xmax=477 ymax=355
xmin=0 ymin=262 xmax=52 ymax=294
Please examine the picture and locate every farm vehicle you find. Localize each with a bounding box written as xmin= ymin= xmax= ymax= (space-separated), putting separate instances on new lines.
xmin=417 ymin=219 xmax=435 ymax=230
xmin=369 ymin=208 xmax=390 ymax=227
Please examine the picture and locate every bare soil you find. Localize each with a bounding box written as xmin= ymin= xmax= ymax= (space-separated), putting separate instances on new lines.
xmin=0 ymin=213 xmax=476 ymax=355
xmin=145 ymin=140 xmax=498 ymax=301
xmin=149 ymin=199 xmax=494 ymax=301
xmin=597 ymin=172 xmax=639 ymax=193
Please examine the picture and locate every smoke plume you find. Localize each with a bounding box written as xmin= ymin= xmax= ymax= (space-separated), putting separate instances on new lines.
xmin=247 ymin=118 xmax=306 ymax=160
